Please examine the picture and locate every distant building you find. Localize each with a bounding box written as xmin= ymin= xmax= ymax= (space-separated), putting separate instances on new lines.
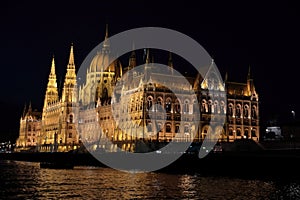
xmin=16 ymin=26 xmax=260 ymax=152
xmin=16 ymin=103 xmax=42 ymax=147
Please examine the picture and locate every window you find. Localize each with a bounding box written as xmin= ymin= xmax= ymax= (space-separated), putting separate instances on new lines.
xmin=166 ymin=124 xmax=171 ymax=132
xmin=175 ymin=125 xmax=180 ymax=133
xmin=174 ymin=100 xmax=180 ymax=113
xmin=147 ymin=96 xmax=153 ymax=110
xmin=251 ymin=130 xmax=256 ymax=137
xmin=229 ymin=129 xmax=233 ymax=136
xmin=165 ymin=99 xmax=171 ymax=113
xmin=236 ymin=129 xmax=241 ymax=136
xmin=251 ymin=105 xmax=257 ymax=119
xmin=201 ymin=99 xmax=207 ymax=113
xmin=244 ymin=129 xmax=249 ymax=138
xmin=214 ymin=101 xmax=219 ymax=113
xmin=236 ymin=104 xmax=241 ymax=118
xmin=208 ymin=100 xmax=212 ymax=113
xmin=157 ymin=97 xmax=163 ymax=111
xmin=69 ymin=133 xmax=72 ymax=138
xmin=184 ymin=126 xmax=189 ymax=133
xmin=69 ymin=115 xmax=74 ymax=123
xmin=244 ymin=105 xmax=249 ymax=118
xmin=220 ymin=101 xmax=225 ymax=114
xmin=228 ymin=104 xmax=233 ymax=116
xmin=147 ymin=123 xmax=152 ymax=132
xmin=184 ymin=100 xmax=189 ymax=113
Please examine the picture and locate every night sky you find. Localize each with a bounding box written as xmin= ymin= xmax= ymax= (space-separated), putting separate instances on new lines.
xmin=0 ymin=1 xmax=299 ymax=142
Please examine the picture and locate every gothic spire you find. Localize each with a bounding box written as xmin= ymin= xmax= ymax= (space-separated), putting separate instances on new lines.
xmin=51 ymin=55 xmax=55 ymax=75
xmin=22 ymin=103 xmax=27 ymax=118
xmin=67 ymin=43 xmax=75 ymax=69
xmin=28 ymin=101 xmax=32 ymax=112
xmin=103 ymin=24 xmax=110 ymax=50
xmin=62 ymin=44 xmax=77 ymax=103
xmin=44 ymin=55 xmax=59 ymax=107
xmin=168 ymin=52 xmax=174 ymax=75
xmin=247 ymin=65 xmax=252 ymax=80
xmin=145 ymin=49 xmax=150 ymax=64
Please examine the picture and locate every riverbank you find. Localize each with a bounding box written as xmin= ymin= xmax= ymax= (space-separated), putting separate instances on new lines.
xmin=1 ymin=147 xmax=300 ymax=180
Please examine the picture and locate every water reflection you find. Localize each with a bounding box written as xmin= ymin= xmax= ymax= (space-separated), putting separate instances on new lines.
xmin=0 ymin=160 xmax=299 ymax=199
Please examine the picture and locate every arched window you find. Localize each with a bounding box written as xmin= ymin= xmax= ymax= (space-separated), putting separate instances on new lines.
xmin=251 ymin=129 xmax=256 ymax=137
xmin=166 ymin=124 xmax=171 ymax=132
xmin=214 ymin=101 xmax=219 ymax=114
xmin=102 ymin=87 xmax=108 ymax=102
xmin=28 ymin=125 xmax=31 ymax=131
xmin=147 ymin=96 xmax=153 ymax=110
xmin=236 ymin=129 xmax=241 ymax=136
xmin=201 ymin=99 xmax=207 ymax=113
xmin=228 ymin=103 xmax=233 ymax=116
xmin=236 ymin=104 xmax=241 ymax=118
xmin=175 ymin=124 xmax=180 ymax=133
xmin=192 ymin=99 xmax=198 ymax=114
xmin=229 ymin=128 xmax=233 ymax=136
xmin=244 ymin=105 xmax=249 ymax=118
xmin=174 ymin=99 xmax=181 ymax=114
xmin=147 ymin=123 xmax=152 ymax=132
xmin=165 ymin=98 xmax=172 ymax=113
xmin=208 ymin=100 xmax=212 ymax=113
xmin=220 ymin=101 xmax=225 ymax=114
xmin=183 ymin=99 xmax=189 ymax=113
xmin=251 ymin=105 xmax=257 ymax=119
xmin=157 ymin=97 xmax=163 ymax=111
xmin=244 ymin=129 xmax=249 ymax=138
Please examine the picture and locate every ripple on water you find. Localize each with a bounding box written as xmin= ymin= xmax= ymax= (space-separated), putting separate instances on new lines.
xmin=1 ymin=160 xmax=299 ymax=199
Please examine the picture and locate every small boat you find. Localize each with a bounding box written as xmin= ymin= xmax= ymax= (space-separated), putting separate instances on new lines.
xmin=40 ymin=162 xmax=74 ymax=169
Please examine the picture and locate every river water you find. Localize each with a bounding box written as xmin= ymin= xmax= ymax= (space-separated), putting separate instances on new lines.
xmin=0 ymin=160 xmax=299 ymax=199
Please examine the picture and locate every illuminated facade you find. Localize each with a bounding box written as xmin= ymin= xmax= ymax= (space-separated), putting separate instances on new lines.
xmin=16 ymin=26 xmax=260 ymax=152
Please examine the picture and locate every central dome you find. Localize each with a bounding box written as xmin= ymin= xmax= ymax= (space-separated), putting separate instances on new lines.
xmin=89 ymin=50 xmax=123 ymax=78
xmin=90 ymin=51 xmax=113 ymax=72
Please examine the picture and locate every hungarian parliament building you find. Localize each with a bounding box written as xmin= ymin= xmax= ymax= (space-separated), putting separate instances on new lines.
xmin=16 ymin=27 xmax=260 ymax=152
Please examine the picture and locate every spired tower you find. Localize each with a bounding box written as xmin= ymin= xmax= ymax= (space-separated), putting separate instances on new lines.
xmin=43 ymin=56 xmax=59 ymax=107
xmin=60 ymin=44 xmax=79 ymax=146
xmin=41 ymin=57 xmax=60 ymax=146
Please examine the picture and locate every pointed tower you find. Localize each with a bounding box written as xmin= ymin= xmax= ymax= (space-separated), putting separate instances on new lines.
xmin=22 ymin=103 xmax=27 ymax=119
xmin=43 ymin=56 xmax=59 ymax=108
xmin=168 ymin=52 xmax=174 ymax=75
xmin=102 ymin=24 xmax=110 ymax=53
xmin=61 ymin=44 xmax=79 ymax=145
xmin=144 ymin=49 xmax=151 ymax=81
xmin=28 ymin=101 xmax=32 ymax=113
xmin=247 ymin=65 xmax=253 ymax=95
xmin=62 ymin=44 xmax=77 ymax=103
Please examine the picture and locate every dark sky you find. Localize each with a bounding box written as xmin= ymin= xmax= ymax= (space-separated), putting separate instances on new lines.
xmin=0 ymin=1 xmax=299 ymax=142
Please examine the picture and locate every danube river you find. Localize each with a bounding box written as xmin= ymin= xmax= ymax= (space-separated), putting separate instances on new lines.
xmin=0 ymin=160 xmax=299 ymax=199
